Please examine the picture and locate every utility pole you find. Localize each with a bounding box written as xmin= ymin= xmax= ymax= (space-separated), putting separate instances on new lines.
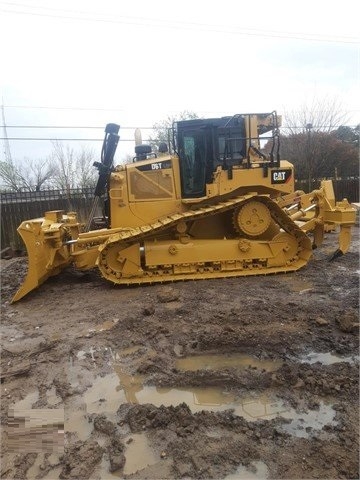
xmin=305 ymin=123 xmax=313 ymax=192
xmin=1 ymin=102 xmax=13 ymax=164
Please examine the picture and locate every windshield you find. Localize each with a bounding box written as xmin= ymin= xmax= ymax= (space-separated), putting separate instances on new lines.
xmin=179 ymin=131 xmax=207 ymax=197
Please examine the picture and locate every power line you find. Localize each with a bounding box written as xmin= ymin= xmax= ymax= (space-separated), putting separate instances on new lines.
xmin=1 ymin=125 xmax=154 ymax=129
xmin=2 ymin=124 xmax=358 ymax=141
xmin=280 ymin=125 xmax=359 ymax=130
xmin=0 ymin=3 xmax=358 ymax=44
xmin=0 ymin=138 xmax=147 ymax=141
xmin=1 ymin=125 xmax=357 ymax=133
xmin=1 ymin=104 xmax=125 ymax=111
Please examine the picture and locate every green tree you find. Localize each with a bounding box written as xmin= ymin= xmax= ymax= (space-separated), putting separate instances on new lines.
xmin=334 ymin=125 xmax=359 ymax=146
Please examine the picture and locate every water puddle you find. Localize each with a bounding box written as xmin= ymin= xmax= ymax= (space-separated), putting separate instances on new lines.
xmin=70 ymin=347 xmax=337 ymax=441
xmin=26 ymin=454 xmax=45 ymax=479
xmin=76 ymin=346 xmax=97 ymax=361
xmin=300 ymin=351 xmax=359 ymax=365
xmin=11 ymin=390 xmax=39 ymax=410
xmin=88 ymin=318 xmax=119 ymax=333
xmin=116 ymin=345 xmax=144 ymax=357
xmin=67 ymin=346 xmax=284 ymax=420
xmin=76 ymin=350 xmax=87 ymax=361
xmin=43 ymin=467 xmax=62 ymax=479
xmin=123 ymin=433 xmax=158 ymax=475
xmin=280 ymin=401 xmax=336 ymax=438
xmin=81 ymin=360 xmax=146 ymax=414
xmin=80 ymin=366 xmax=336 ymax=435
xmin=75 ymin=350 xmax=284 ymax=421
xmin=132 ymin=386 xmax=336 ymax=436
xmin=225 ymin=461 xmax=269 ymax=479
xmin=134 ymin=386 xmax=290 ymax=421
xmin=276 ymin=275 xmax=313 ymax=293
xmin=65 ymin=404 xmax=93 ymax=441
xmin=50 ymin=333 xmax=61 ymax=341
xmin=98 ymin=436 xmax=161 ymax=479
xmin=176 ymin=353 xmax=282 ymax=372
xmin=26 ymin=453 xmax=61 ymax=479
xmin=46 ymin=386 xmax=62 ymax=406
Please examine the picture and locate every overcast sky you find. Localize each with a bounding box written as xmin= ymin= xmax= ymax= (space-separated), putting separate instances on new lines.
xmin=0 ymin=0 xmax=359 ymax=163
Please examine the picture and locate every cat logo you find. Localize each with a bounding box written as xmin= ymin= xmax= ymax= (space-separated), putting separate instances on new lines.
xmin=271 ymin=169 xmax=292 ymax=184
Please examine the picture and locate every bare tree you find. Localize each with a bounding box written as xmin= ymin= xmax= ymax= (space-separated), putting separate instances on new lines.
xmin=0 ymin=140 xmax=95 ymax=192
xmin=0 ymin=160 xmax=22 ymax=191
xmin=284 ymin=97 xmax=347 ymax=134
xmin=50 ymin=142 xmax=96 ymax=192
xmin=122 ymin=153 xmax=135 ymax=164
xmin=22 ymin=158 xmax=56 ymax=191
xmin=280 ymin=97 xmax=352 ymax=188
xmin=149 ymin=110 xmax=199 ymax=151
xmin=51 ymin=141 xmax=76 ymax=193
xmin=75 ymin=146 xmax=97 ymax=189
xmin=0 ymin=157 xmax=55 ymax=192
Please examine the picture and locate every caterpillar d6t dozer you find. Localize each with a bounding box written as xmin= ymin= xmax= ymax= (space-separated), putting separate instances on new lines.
xmin=12 ymin=112 xmax=356 ymax=303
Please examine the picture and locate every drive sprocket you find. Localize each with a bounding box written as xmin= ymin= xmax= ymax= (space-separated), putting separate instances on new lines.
xmin=233 ymin=200 xmax=272 ymax=237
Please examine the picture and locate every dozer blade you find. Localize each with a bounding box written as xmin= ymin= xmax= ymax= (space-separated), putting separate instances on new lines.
xmin=11 ymin=214 xmax=74 ymax=303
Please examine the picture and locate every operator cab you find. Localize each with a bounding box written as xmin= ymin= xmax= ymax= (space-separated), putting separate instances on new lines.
xmin=174 ymin=116 xmax=246 ymax=198
xmin=173 ymin=113 xmax=280 ymax=198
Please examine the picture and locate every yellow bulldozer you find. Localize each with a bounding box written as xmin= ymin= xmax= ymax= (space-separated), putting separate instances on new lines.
xmin=12 ymin=112 xmax=356 ymax=303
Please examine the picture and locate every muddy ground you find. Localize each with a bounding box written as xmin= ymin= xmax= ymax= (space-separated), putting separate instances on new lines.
xmin=0 ymin=222 xmax=359 ymax=480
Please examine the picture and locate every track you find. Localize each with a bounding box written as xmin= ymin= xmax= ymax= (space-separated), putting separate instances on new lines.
xmin=96 ymin=194 xmax=313 ymax=284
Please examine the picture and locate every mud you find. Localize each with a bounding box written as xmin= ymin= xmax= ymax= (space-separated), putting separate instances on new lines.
xmin=0 ymin=222 xmax=359 ymax=479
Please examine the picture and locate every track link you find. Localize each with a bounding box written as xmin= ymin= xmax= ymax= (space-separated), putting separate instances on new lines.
xmin=96 ymin=194 xmax=313 ymax=284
